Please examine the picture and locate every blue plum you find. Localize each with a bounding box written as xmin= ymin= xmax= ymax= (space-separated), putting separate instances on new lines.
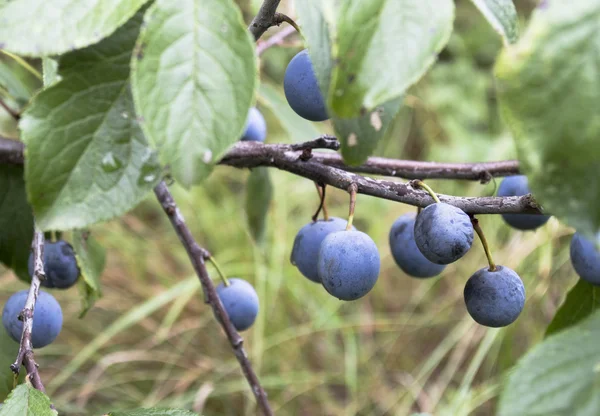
xmin=284 ymin=49 xmax=329 ymax=122
xmin=318 ymin=230 xmax=380 ymax=301
xmin=570 ymin=232 xmax=600 ymax=286
xmin=497 ymin=175 xmax=550 ymax=230
xmin=216 ymin=278 xmax=259 ymax=332
xmin=414 ymin=203 xmax=474 ymax=265
xmin=389 ymin=213 xmax=446 ymax=278
xmin=241 ymin=107 xmax=267 ymax=142
xmin=291 ymin=217 xmax=352 ymax=283
xmin=2 ymin=290 xmax=63 ymax=348
xmin=28 ymin=240 xmax=80 ymax=289
xmin=464 ymin=265 xmax=525 ymax=327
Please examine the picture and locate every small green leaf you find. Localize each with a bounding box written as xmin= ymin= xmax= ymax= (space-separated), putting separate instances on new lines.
xmin=258 ymin=84 xmax=321 ymax=140
xmin=131 ymin=0 xmax=257 ymax=187
xmin=0 ymin=164 xmax=34 ymax=282
xmin=41 ymin=58 xmax=59 ymax=87
xmin=469 ymin=0 xmax=519 ymax=44
xmin=334 ymin=97 xmax=402 ymax=165
xmin=72 ymin=231 xmax=106 ymax=318
xmin=0 ymin=326 xmax=22 ymax=402
xmin=496 ymin=0 xmax=600 ymax=238
xmin=246 ymin=167 xmax=272 ymax=244
xmin=0 ymin=384 xmax=55 ymax=416
xmin=546 ymin=279 xmax=600 ymax=337
xmin=499 ymin=309 xmax=600 ymax=416
xmin=0 ymin=0 xmax=150 ymax=57
xmin=330 ymin=0 xmax=454 ymax=118
xmin=107 ymin=409 xmax=200 ymax=416
xmin=19 ymin=12 xmax=160 ymax=231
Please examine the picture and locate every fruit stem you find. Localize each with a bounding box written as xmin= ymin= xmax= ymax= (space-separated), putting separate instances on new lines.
xmin=414 ymin=180 xmax=441 ymax=204
xmin=208 ymin=256 xmax=230 ymax=287
xmin=312 ymin=182 xmax=329 ymax=222
xmin=346 ymin=184 xmax=357 ymax=231
xmin=471 ymin=217 xmax=496 ymax=272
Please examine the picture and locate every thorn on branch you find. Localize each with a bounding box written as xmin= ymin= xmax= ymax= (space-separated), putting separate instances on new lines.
xmin=273 ymin=13 xmax=301 ymax=34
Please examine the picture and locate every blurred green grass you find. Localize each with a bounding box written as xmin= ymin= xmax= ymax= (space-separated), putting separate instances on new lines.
xmin=0 ymin=0 xmax=578 ymax=415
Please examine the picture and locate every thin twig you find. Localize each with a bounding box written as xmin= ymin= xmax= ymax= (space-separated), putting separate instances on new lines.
xmin=0 ymin=98 xmax=20 ymax=120
xmin=153 ymin=181 xmax=273 ymax=416
xmin=257 ymin=25 xmax=298 ymax=56
xmin=248 ymin=0 xmax=283 ymax=40
xmin=312 ymin=182 xmax=327 ymax=222
xmin=0 ymin=136 xmax=538 ymax=214
xmin=11 ymin=228 xmax=47 ymax=393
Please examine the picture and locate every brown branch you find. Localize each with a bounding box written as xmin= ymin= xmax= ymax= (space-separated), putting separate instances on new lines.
xmin=11 ymin=228 xmax=47 ymax=393
xmin=311 ymin=152 xmax=520 ymax=183
xmin=220 ymin=140 xmax=541 ymax=215
xmin=248 ymin=0 xmax=283 ymax=40
xmin=0 ymin=136 xmax=535 ymax=214
xmin=0 ymin=136 xmax=24 ymax=165
xmin=153 ymin=182 xmax=273 ymax=416
xmin=257 ymin=25 xmax=298 ymax=56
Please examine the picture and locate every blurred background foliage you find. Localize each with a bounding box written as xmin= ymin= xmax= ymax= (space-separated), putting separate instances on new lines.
xmin=0 ymin=0 xmax=577 ymax=415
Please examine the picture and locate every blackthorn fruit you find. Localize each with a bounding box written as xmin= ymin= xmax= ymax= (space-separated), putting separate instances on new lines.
xmin=2 ymin=289 xmax=63 ymax=348
xmin=570 ymin=232 xmax=600 ymax=285
xmin=464 ymin=265 xmax=525 ymax=327
xmin=497 ymin=175 xmax=549 ymax=230
xmin=389 ymin=213 xmax=446 ymax=278
xmin=414 ymin=203 xmax=474 ymax=265
xmin=284 ymin=49 xmax=329 ymax=122
xmin=216 ymin=278 xmax=259 ymax=331
xmin=291 ymin=217 xmax=352 ymax=283
xmin=240 ymin=107 xmax=267 ymax=142
xmin=28 ymin=240 xmax=80 ymax=289
xmin=318 ymin=230 xmax=380 ymax=301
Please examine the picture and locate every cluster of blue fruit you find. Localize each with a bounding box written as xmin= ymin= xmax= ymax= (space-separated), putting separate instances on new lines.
xmin=273 ymin=49 xmax=600 ymax=328
xmin=2 ymin=240 xmax=79 ymax=348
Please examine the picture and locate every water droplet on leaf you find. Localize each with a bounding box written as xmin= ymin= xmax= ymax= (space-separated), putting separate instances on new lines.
xmin=101 ymin=152 xmax=123 ymax=173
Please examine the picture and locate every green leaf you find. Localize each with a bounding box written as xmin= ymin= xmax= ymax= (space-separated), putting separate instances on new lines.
xmin=546 ymin=279 xmax=600 ymax=337
xmin=469 ymin=0 xmax=519 ymax=45
xmin=0 ymin=55 xmax=41 ymax=106
xmin=496 ymin=1 xmax=600 ymax=238
xmin=258 ymin=84 xmax=321 ymax=140
xmin=0 ymin=0 xmax=150 ymax=57
xmin=131 ymin=0 xmax=257 ymax=187
xmin=334 ymin=97 xmax=402 ymax=165
xmin=107 ymin=409 xmax=200 ymax=416
xmin=19 ymin=12 xmax=160 ymax=231
xmin=0 ymin=326 xmax=22 ymax=402
xmin=0 ymin=164 xmax=34 ymax=282
xmin=0 ymin=384 xmax=55 ymax=416
xmin=246 ymin=167 xmax=272 ymax=244
xmin=72 ymin=231 xmax=106 ymax=318
xmin=330 ymin=0 xmax=454 ymax=118
xmin=499 ymin=309 xmax=600 ymax=416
